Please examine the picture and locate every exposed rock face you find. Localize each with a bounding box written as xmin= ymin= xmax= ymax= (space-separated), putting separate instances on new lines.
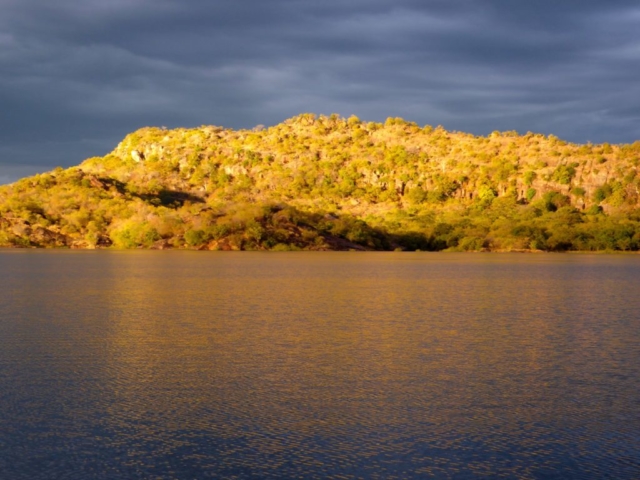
xmin=88 ymin=175 xmax=105 ymax=189
xmin=131 ymin=150 xmax=145 ymax=162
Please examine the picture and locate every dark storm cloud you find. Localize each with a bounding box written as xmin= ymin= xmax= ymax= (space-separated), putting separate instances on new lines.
xmin=1 ymin=0 xmax=639 ymax=182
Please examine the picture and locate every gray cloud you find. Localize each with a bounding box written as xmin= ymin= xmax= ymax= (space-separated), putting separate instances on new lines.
xmin=1 ymin=0 xmax=640 ymax=183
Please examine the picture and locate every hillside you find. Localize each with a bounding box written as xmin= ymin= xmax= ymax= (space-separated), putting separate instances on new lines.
xmin=1 ymin=114 xmax=640 ymax=251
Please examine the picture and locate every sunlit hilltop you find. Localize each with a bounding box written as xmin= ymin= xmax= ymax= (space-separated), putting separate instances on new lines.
xmin=1 ymin=114 xmax=640 ymax=251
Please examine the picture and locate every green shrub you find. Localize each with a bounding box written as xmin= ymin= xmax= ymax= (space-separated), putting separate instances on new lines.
xmin=552 ymin=164 xmax=577 ymax=185
xmin=110 ymin=221 xmax=160 ymax=248
xmin=185 ymin=229 xmax=206 ymax=246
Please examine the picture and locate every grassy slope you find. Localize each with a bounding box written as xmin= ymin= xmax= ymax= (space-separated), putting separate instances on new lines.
xmin=1 ymin=114 xmax=640 ymax=251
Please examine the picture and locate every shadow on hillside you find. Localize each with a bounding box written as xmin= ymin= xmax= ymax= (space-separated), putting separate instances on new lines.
xmin=146 ymin=190 xmax=205 ymax=208
xmin=90 ymin=175 xmax=204 ymax=208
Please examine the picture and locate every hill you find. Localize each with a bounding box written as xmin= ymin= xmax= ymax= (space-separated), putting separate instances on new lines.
xmin=1 ymin=114 xmax=640 ymax=251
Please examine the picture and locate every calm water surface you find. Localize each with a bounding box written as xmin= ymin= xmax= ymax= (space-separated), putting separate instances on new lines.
xmin=0 ymin=251 xmax=639 ymax=479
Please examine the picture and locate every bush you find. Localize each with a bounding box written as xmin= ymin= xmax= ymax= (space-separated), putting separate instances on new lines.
xmin=524 ymin=170 xmax=537 ymax=186
xmin=185 ymin=229 xmax=206 ymax=246
xmin=594 ymin=184 xmax=613 ymax=203
xmin=571 ymin=187 xmax=586 ymax=197
xmin=110 ymin=221 xmax=160 ymax=248
xmin=551 ymin=164 xmax=577 ymax=185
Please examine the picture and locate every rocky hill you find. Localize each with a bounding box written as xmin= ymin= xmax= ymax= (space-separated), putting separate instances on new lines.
xmin=1 ymin=114 xmax=640 ymax=251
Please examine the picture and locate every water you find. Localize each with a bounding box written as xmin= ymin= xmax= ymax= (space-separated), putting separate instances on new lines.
xmin=0 ymin=251 xmax=638 ymax=479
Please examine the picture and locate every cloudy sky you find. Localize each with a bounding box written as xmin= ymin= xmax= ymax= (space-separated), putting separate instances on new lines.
xmin=1 ymin=0 xmax=640 ymax=183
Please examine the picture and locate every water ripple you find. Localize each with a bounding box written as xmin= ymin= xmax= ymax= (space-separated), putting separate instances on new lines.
xmin=0 ymin=251 xmax=639 ymax=479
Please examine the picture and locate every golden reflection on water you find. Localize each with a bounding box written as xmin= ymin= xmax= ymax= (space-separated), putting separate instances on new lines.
xmin=0 ymin=251 xmax=639 ymax=478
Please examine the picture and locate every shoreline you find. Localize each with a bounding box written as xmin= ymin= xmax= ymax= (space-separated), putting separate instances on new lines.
xmin=1 ymin=245 xmax=638 ymax=254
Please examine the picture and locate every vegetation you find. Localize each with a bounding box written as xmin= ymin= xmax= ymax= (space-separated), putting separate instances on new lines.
xmin=1 ymin=113 xmax=640 ymax=251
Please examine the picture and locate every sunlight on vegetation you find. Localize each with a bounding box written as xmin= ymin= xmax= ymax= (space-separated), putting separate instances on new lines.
xmin=1 ymin=114 xmax=640 ymax=251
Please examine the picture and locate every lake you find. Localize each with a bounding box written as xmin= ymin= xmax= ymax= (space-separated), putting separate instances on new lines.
xmin=0 ymin=251 xmax=638 ymax=479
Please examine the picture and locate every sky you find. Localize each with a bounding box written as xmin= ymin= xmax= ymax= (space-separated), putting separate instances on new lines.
xmin=1 ymin=0 xmax=640 ymax=184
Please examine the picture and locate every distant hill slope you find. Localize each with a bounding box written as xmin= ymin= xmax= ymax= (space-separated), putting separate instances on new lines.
xmin=1 ymin=114 xmax=640 ymax=251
